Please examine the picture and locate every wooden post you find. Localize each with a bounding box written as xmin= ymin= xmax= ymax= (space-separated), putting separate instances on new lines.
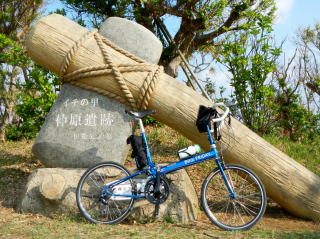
xmin=26 ymin=14 xmax=320 ymax=221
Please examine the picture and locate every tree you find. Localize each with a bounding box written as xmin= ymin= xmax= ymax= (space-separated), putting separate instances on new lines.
xmin=217 ymin=25 xmax=320 ymax=140
xmin=0 ymin=0 xmax=58 ymax=142
xmin=271 ymin=50 xmax=320 ymax=140
xmin=0 ymin=34 xmax=29 ymax=142
xmin=265 ymin=25 xmax=320 ymax=140
xmin=59 ymin=0 xmax=276 ymax=77
xmin=296 ymin=24 xmax=320 ymax=106
xmin=5 ymin=64 xmax=59 ymax=140
xmin=216 ymin=24 xmax=281 ymax=134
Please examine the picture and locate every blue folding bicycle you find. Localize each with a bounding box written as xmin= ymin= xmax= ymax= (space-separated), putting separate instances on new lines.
xmin=76 ymin=102 xmax=267 ymax=230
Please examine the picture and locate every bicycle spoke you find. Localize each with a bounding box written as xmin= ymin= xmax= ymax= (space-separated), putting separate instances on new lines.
xmin=97 ymin=170 xmax=106 ymax=184
xmin=201 ymin=165 xmax=266 ymax=230
xmin=76 ymin=162 xmax=134 ymax=224
xmin=89 ymin=174 xmax=102 ymax=189
xmin=111 ymin=199 xmax=124 ymax=218
xmin=81 ymin=193 xmax=99 ymax=200
xmin=236 ymin=200 xmax=257 ymax=216
xmin=236 ymin=181 xmax=257 ymax=195
xmin=239 ymin=196 xmax=261 ymax=205
xmin=87 ymin=200 xmax=100 ymax=212
xmin=208 ymin=199 xmax=230 ymax=213
xmin=233 ymin=201 xmax=245 ymax=225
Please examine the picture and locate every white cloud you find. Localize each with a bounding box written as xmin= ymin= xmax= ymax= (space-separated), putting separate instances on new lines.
xmin=210 ymin=70 xmax=233 ymax=97
xmin=274 ymin=0 xmax=294 ymax=24
xmin=197 ymin=68 xmax=233 ymax=98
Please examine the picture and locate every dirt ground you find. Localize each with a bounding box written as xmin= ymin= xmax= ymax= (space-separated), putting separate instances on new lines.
xmin=0 ymin=140 xmax=319 ymax=234
xmin=0 ymin=198 xmax=319 ymax=234
xmin=185 ymin=163 xmax=320 ymax=232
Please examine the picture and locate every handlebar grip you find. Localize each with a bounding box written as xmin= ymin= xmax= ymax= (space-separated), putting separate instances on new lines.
xmin=211 ymin=107 xmax=230 ymax=123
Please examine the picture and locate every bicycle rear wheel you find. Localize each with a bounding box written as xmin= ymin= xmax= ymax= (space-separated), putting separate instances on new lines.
xmin=76 ymin=162 xmax=134 ymax=224
xmin=201 ymin=164 xmax=266 ymax=230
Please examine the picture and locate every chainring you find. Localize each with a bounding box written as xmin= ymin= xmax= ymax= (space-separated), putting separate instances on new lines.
xmin=144 ymin=177 xmax=170 ymax=204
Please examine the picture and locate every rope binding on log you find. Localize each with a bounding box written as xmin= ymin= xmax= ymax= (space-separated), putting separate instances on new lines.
xmin=59 ymin=29 xmax=163 ymax=111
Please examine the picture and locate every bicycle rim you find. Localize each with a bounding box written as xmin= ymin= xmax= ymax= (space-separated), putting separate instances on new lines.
xmin=76 ymin=162 xmax=134 ymax=224
xmin=201 ymin=164 xmax=266 ymax=230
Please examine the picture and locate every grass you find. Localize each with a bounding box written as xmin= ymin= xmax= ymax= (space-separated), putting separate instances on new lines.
xmin=0 ymin=209 xmax=319 ymax=239
xmin=0 ymin=126 xmax=319 ymax=238
xmin=264 ymin=135 xmax=320 ymax=176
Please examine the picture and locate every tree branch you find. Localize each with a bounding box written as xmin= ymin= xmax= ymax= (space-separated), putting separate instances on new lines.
xmin=195 ymin=9 xmax=244 ymax=46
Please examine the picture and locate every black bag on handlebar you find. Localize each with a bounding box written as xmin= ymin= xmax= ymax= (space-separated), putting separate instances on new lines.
xmin=196 ymin=105 xmax=218 ymax=133
xmin=127 ymin=135 xmax=148 ymax=170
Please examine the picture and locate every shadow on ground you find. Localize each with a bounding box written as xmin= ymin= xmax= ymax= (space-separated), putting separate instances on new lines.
xmin=0 ymin=149 xmax=41 ymax=208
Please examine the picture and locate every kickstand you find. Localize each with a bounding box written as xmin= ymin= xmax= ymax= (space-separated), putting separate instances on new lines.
xmin=153 ymin=203 xmax=160 ymax=218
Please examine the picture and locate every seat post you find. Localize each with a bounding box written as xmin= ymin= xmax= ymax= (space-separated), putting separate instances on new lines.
xmin=138 ymin=118 xmax=145 ymax=133
xmin=138 ymin=118 xmax=154 ymax=168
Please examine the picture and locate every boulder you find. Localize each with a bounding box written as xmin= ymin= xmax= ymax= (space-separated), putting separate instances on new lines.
xmin=17 ymin=167 xmax=199 ymax=223
xmin=18 ymin=168 xmax=84 ymax=215
xmin=130 ymin=168 xmax=199 ymax=223
xmin=99 ymin=17 xmax=163 ymax=64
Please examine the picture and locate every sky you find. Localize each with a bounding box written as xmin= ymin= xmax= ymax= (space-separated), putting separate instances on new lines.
xmin=44 ymin=0 xmax=320 ymax=97
xmin=274 ymin=0 xmax=320 ymax=51
xmin=209 ymin=0 xmax=320 ymax=97
xmin=44 ymin=0 xmax=320 ymax=54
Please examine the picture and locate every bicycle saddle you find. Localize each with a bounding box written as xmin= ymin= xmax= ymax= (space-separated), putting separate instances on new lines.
xmin=125 ymin=109 xmax=156 ymax=119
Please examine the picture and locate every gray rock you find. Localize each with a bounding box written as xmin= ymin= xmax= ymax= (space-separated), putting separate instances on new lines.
xmin=33 ymin=84 xmax=132 ymax=167
xmin=32 ymin=17 xmax=163 ymax=168
xmin=99 ymin=17 xmax=163 ymax=64
xmin=17 ymin=167 xmax=199 ymax=223
xmin=18 ymin=168 xmax=84 ymax=216
xmin=130 ymin=167 xmax=199 ymax=223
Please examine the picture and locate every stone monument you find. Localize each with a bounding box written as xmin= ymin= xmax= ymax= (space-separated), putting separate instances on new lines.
xmin=33 ymin=84 xmax=131 ymax=167
xmin=19 ymin=16 xmax=200 ymax=223
xmin=32 ymin=17 xmax=163 ymax=168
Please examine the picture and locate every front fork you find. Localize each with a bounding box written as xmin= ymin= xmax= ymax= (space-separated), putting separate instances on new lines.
xmin=215 ymin=159 xmax=237 ymax=199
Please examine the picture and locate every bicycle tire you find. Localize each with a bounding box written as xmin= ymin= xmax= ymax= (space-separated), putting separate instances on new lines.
xmin=201 ymin=164 xmax=266 ymax=230
xmin=76 ymin=162 xmax=135 ymax=224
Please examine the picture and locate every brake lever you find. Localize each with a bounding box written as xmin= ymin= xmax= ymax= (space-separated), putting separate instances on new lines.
xmin=225 ymin=100 xmax=237 ymax=107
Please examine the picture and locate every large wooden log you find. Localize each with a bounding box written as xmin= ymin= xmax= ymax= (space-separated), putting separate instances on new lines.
xmin=26 ymin=14 xmax=320 ymax=221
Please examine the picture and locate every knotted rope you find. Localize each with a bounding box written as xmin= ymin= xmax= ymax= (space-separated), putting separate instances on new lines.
xmin=59 ymin=29 xmax=163 ymax=111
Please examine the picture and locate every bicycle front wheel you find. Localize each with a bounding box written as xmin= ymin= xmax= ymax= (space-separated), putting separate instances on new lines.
xmin=201 ymin=164 xmax=266 ymax=230
xmin=76 ymin=162 xmax=134 ymax=224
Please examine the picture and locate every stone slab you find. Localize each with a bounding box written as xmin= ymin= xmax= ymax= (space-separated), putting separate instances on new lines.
xmin=17 ymin=167 xmax=199 ymax=223
xmin=32 ymin=84 xmax=132 ymax=168
xmin=18 ymin=168 xmax=84 ymax=216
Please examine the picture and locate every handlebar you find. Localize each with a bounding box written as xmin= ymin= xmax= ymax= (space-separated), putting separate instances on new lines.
xmin=212 ymin=106 xmax=229 ymax=123
xmin=210 ymin=101 xmax=236 ymax=132
xmin=211 ymin=102 xmax=231 ymax=123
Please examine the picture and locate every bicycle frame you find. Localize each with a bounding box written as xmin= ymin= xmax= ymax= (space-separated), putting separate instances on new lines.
xmin=105 ymin=118 xmax=236 ymax=199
